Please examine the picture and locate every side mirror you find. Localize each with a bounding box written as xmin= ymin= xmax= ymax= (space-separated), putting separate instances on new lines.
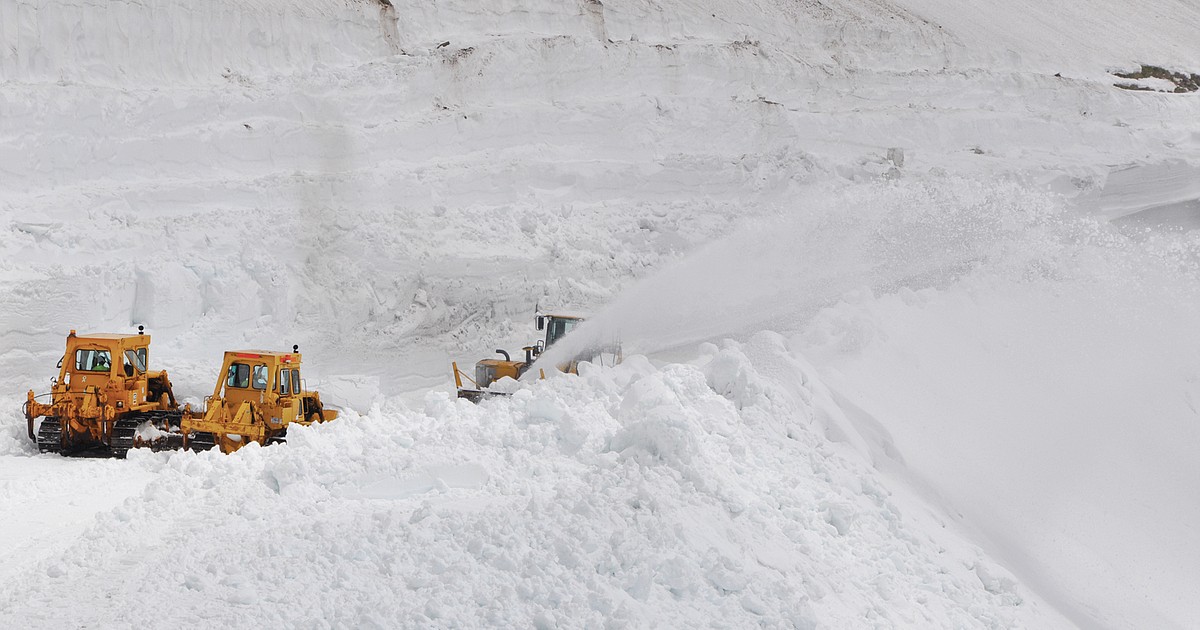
xmin=536 ymin=316 xmax=545 ymax=331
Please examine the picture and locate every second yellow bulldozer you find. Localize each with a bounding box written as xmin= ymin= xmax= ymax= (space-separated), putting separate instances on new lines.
xmin=181 ymin=346 xmax=338 ymax=453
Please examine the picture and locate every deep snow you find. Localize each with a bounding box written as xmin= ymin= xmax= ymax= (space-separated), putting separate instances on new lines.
xmin=0 ymin=343 xmax=1074 ymax=628
xmin=2 ymin=0 xmax=1199 ymax=628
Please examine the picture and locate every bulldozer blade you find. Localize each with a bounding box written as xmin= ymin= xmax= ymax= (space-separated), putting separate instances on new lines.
xmin=456 ymin=388 xmax=513 ymax=404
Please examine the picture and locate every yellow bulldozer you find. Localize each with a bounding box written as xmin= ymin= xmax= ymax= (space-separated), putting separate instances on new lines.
xmin=181 ymin=346 xmax=338 ymax=454
xmin=452 ymin=312 xmax=621 ymax=402
xmin=24 ymin=327 xmax=182 ymax=457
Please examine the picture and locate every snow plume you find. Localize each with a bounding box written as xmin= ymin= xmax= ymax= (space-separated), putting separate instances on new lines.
xmin=536 ymin=176 xmax=1066 ymax=366
xmin=0 ymin=339 xmax=1069 ymax=628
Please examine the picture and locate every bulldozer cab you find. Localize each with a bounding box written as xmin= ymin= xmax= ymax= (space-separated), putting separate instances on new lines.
xmin=535 ymin=313 xmax=621 ymax=371
xmin=536 ymin=314 xmax=584 ymax=352
xmin=61 ymin=331 xmax=149 ymax=392
xmin=185 ymin=347 xmax=337 ymax=454
xmin=214 ymin=350 xmax=304 ymax=408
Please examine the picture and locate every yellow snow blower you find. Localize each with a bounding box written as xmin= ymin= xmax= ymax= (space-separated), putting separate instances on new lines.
xmin=452 ymin=313 xmax=621 ymax=402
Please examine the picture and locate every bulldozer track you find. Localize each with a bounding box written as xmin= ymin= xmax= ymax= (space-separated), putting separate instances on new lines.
xmin=36 ymin=417 xmax=62 ymax=454
xmin=186 ymin=431 xmax=216 ymax=452
xmin=111 ymin=411 xmax=185 ymax=458
xmin=111 ymin=417 xmax=142 ymax=457
xmin=37 ymin=411 xmax=185 ymax=458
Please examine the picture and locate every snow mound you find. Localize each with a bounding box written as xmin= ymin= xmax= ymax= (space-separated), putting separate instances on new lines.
xmin=0 ymin=343 xmax=1062 ymax=628
xmin=800 ymin=192 xmax=1200 ymax=628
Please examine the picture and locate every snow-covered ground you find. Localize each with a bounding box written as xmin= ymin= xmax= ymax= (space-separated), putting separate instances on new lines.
xmin=2 ymin=0 xmax=1199 ymax=627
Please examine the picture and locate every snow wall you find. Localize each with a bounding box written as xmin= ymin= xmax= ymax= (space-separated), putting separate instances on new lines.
xmin=3 ymin=0 xmax=1197 ymax=394
xmin=6 ymin=0 xmax=1200 ymax=85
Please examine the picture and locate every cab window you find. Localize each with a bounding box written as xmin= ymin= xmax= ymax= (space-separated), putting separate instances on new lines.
xmin=291 ymin=370 xmax=301 ymax=395
xmin=252 ymin=365 xmax=268 ymax=390
xmin=279 ymin=368 xmax=292 ymax=395
xmin=547 ymin=318 xmax=579 ymax=347
xmin=76 ymin=349 xmax=112 ymax=372
xmin=123 ymin=349 xmax=147 ymax=374
xmin=226 ymin=363 xmax=250 ymax=388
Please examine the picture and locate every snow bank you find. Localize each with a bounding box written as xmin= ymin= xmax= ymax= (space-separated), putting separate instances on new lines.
xmin=800 ymin=194 xmax=1200 ymax=628
xmin=892 ymin=0 xmax=1200 ymax=77
xmin=0 ymin=341 xmax=1070 ymax=628
xmin=1087 ymin=161 xmax=1200 ymax=221
xmin=8 ymin=0 xmax=1197 ymax=86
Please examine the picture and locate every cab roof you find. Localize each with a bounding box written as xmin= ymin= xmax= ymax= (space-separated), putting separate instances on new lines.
xmin=73 ymin=332 xmax=148 ymax=341
xmin=541 ymin=312 xmax=587 ymax=320
xmin=224 ymin=350 xmax=301 ymax=360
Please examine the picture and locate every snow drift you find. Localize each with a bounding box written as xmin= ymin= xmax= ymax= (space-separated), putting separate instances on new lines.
xmin=800 ymin=210 xmax=1200 ymax=629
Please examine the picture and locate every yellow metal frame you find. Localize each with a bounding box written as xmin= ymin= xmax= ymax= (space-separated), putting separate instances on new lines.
xmin=24 ymin=329 xmax=176 ymax=446
xmin=181 ymin=349 xmax=338 ymax=454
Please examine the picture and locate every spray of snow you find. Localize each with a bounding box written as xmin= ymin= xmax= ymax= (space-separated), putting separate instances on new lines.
xmin=536 ymin=176 xmax=1062 ymax=362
